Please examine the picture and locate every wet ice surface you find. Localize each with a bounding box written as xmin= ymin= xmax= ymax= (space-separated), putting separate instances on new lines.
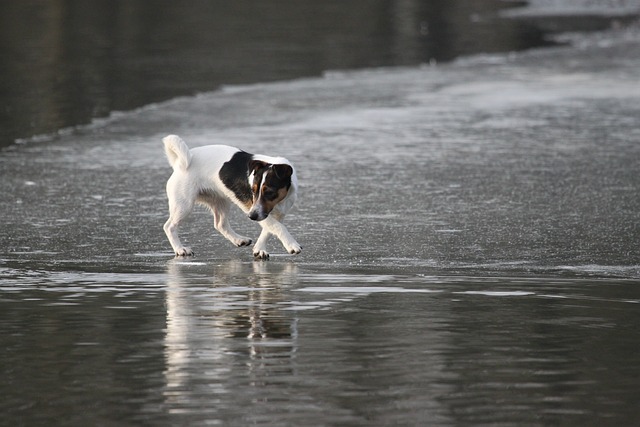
xmin=3 ymin=27 xmax=638 ymax=277
xmin=2 ymin=26 xmax=640 ymax=425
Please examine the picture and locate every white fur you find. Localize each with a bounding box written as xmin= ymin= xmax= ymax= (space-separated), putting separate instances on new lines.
xmin=162 ymin=135 xmax=301 ymax=260
xmin=163 ymin=134 xmax=192 ymax=170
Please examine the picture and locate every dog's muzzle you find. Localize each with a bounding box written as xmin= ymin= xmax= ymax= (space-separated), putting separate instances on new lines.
xmin=248 ymin=210 xmax=266 ymax=221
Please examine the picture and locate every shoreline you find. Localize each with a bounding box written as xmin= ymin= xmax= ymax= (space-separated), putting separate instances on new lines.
xmin=1 ymin=0 xmax=637 ymax=149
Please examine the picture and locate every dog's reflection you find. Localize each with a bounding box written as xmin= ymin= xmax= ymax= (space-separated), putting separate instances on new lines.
xmin=164 ymin=259 xmax=299 ymax=400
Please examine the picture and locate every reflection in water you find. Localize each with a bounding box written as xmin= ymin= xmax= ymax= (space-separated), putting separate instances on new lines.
xmin=164 ymin=260 xmax=299 ymax=414
xmin=162 ymin=262 xmax=458 ymax=424
xmin=1 ymin=264 xmax=639 ymax=424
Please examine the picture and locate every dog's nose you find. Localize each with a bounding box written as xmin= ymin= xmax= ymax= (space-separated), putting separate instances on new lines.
xmin=248 ymin=211 xmax=259 ymax=221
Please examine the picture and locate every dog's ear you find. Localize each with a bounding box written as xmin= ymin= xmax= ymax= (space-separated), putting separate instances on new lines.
xmin=273 ymin=164 xmax=293 ymax=180
xmin=249 ymin=160 xmax=269 ymax=173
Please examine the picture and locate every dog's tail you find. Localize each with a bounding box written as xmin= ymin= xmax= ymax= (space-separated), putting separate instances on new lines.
xmin=163 ymin=134 xmax=192 ymax=171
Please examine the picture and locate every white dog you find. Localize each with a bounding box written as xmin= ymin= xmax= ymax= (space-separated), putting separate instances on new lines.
xmin=162 ymin=135 xmax=301 ymax=260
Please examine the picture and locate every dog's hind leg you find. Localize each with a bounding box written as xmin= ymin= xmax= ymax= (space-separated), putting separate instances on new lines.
xmin=164 ymin=215 xmax=194 ymax=257
xmin=207 ymin=199 xmax=253 ymax=248
xmin=164 ymin=180 xmax=196 ymax=256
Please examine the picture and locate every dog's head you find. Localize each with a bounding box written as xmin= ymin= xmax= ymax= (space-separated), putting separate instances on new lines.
xmin=247 ymin=160 xmax=293 ymax=221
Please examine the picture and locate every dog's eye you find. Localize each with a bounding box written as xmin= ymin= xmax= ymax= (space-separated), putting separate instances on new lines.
xmin=262 ymin=189 xmax=277 ymax=199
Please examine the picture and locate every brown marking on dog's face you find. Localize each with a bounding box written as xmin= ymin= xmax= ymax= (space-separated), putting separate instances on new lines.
xmin=256 ymin=185 xmax=289 ymax=216
xmin=248 ymin=163 xmax=293 ymax=221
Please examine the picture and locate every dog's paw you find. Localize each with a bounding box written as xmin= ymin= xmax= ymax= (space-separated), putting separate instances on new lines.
xmin=286 ymin=242 xmax=302 ymax=255
xmin=253 ymin=250 xmax=270 ymax=261
xmin=175 ymin=247 xmax=194 ymax=257
xmin=235 ymin=237 xmax=253 ymax=247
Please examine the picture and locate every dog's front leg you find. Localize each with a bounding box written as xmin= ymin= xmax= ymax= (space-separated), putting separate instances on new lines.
xmin=253 ymin=228 xmax=272 ymax=260
xmin=253 ymin=216 xmax=301 ymax=260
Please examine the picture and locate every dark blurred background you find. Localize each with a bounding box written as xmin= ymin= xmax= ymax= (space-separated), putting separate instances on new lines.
xmin=0 ymin=0 xmax=632 ymax=148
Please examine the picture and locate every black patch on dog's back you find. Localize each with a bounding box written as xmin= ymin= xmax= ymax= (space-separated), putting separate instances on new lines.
xmin=219 ymin=151 xmax=253 ymax=204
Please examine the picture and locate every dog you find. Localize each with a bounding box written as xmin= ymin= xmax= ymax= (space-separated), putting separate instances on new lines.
xmin=162 ymin=135 xmax=301 ymax=260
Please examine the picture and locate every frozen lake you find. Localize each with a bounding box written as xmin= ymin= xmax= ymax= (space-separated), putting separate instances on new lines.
xmin=2 ymin=11 xmax=640 ymax=427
